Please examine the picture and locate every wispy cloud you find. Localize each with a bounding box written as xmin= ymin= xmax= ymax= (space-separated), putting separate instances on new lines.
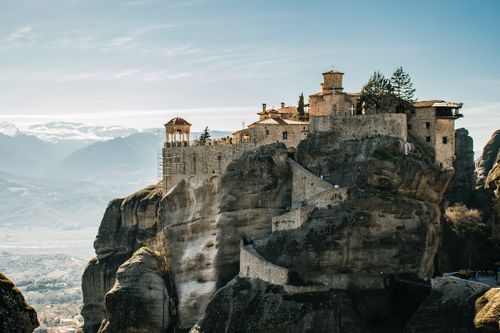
xmin=6 ymin=26 xmax=33 ymax=42
xmin=0 ymin=68 xmax=192 ymax=83
xmin=1 ymin=26 xmax=35 ymax=48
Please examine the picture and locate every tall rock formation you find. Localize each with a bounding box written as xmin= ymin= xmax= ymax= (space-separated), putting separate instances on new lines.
xmin=81 ymin=144 xmax=291 ymax=332
xmin=444 ymin=128 xmax=475 ymax=205
xmin=0 ymin=273 xmax=39 ymax=333
xmin=82 ymin=128 xmax=489 ymax=332
xmin=472 ymin=129 xmax=500 ymax=223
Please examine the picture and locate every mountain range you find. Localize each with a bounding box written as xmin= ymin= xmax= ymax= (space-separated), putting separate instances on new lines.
xmin=0 ymin=121 xmax=231 ymax=257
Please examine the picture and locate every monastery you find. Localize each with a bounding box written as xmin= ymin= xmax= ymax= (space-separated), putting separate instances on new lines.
xmin=162 ymin=70 xmax=463 ymax=192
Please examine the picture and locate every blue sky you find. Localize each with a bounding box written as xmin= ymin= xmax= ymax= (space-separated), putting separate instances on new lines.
xmin=0 ymin=0 xmax=499 ymax=149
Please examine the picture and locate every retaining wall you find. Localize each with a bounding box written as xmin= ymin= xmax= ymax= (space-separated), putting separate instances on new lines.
xmin=239 ymin=244 xmax=289 ymax=286
xmin=272 ymin=206 xmax=315 ymax=232
xmin=310 ymin=114 xmax=407 ymax=142
xmin=288 ymin=158 xmax=334 ymax=208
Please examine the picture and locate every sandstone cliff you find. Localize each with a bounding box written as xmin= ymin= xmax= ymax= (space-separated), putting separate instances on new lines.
xmin=445 ymin=128 xmax=475 ymax=205
xmin=472 ymin=129 xmax=500 ymax=224
xmin=0 ymin=272 xmax=39 ymax=333
xmin=81 ymin=144 xmax=290 ymax=332
xmin=82 ymin=129 xmax=491 ymax=332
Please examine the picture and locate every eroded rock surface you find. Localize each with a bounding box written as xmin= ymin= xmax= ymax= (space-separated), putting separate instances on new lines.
xmin=445 ymin=128 xmax=475 ymax=205
xmin=404 ymin=277 xmax=489 ymax=333
xmin=81 ymin=185 xmax=163 ymax=332
xmin=98 ymin=247 xmax=170 ymax=333
xmin=0 ymin=272 xmax=39 ymax=333
xmin=475 ymin=287 xmax=500 ymax=333
xmin=82 ymin=144 xmax=290 ymax=331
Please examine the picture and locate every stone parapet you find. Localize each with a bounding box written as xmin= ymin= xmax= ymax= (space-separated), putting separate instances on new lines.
xmin=310 ymin=114 xmax=408 ymax=142
xmin=239 ymin=243 xmax=289 ymax=286
xmin=272 ymin=205 xmax=315 ymax=232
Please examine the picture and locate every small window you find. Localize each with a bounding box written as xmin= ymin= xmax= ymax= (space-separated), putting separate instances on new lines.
xmin=425 ymin=122 xmax=430 ymax=129
xmin=426 ymin=136 xmax=431 ymax=142
xmin=265 ymin=128 xmax=269 ymax=135
xmin=282 ymin=131 xmax=288 ymax=140
xmin=442 ymin=136 xmax=448 ymax=144
xmin=407 ymin=124 xmax=412 ymax=130
xmin=410 ymin=109 xmax=416 ymax=114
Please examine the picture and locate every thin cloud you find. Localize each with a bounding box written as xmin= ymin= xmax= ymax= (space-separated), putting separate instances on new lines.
xmin=6 ymin=26 xmax=33 ymax=42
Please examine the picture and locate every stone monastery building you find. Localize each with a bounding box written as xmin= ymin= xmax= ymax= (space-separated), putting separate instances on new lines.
xmin=162 ymin=70 xmax=463 ymax=191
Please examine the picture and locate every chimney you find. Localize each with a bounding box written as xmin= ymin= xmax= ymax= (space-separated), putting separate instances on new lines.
xmin=281 ymin=102 xmax=285 ymax=109
xmin=262 ymin=103 xmax=267 ymax=112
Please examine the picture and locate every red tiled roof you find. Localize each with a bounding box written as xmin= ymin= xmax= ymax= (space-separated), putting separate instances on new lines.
xmin=165 ymin=117 xmax=191 ymax=126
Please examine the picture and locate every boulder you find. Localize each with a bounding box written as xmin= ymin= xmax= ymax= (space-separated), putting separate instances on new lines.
xmin=0 ymin=272 xmax=39 ymax=333
xmin=404 ymin=277 xmax=489 ymax=332
xmin=475 ymin=287 xmax=500 ymax=333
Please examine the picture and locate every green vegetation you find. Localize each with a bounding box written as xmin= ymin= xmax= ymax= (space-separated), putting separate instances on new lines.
xmin=296 ymin=92 xmax=306 ymax=120
xmin=199 ymin=126 xmax=211 ymax=145
xmin=360 ymin=67 xmax=416 ymax=113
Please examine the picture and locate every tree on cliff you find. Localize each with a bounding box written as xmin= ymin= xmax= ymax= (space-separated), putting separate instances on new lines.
xmin=199 ymin=126 xmax=211 ymax=145
xmin=360 ymin=71 xmax=395 ymax=112
xmin=390 ymin=66 xmax=416 ymax=105
xmin=296 ymin=93 xmax=306 ymax=120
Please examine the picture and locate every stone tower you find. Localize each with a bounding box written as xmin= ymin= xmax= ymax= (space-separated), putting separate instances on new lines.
xmin=164 ymin=117 xmax=191 ymax=148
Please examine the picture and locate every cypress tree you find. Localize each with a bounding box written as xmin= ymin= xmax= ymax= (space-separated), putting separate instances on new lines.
xmin=296 ymin=93 xmax=305 ymax=120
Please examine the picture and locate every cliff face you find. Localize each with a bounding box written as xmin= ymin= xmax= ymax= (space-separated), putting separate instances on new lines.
xmin=81 ymin=144 xmax=290 ymax=332
xmin=444 ymin=128 xmax=475 ymax=205
xmin=0 ymin=273 xmax=39 ymax=333
xmin=472 ymin=129 xmax=500 ymax=223
xmin=82 ymin=131 xmax=460 ymax=332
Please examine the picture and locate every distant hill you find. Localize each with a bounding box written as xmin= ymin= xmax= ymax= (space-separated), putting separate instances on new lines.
xmin=55 ymin=131 xmax=162 ymax=184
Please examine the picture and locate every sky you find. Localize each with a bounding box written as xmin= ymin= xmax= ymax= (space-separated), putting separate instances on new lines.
xmin=0 ymin=0 xmax=499 ymax=150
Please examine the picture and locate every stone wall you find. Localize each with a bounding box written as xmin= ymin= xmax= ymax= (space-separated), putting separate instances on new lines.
xmin=407 ymin=108 xmax=456 ymax=168
xmin=271 ymin=206 xmax=315 ymax=232
xmin=310 ymin=114 xmax=408 ymax=142
xmin=252 ymin=123 xmax=308 ymax=149
xmin=288 ymin=158 xmax=334 ymax=208
xmin=239 ymin=243 xmax=289 ymax=286
xmin=308 ymin=92 xmax=357 ymax=117
xmin=163 ymin=142 xmax=256 ymax=190
xmin=308 ymin=187 xmax=347 ymax=209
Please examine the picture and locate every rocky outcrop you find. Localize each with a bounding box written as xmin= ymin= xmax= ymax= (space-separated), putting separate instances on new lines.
xmin=475 ymin=288 xmax=500 ymax=333
xmin=0 ymin=272 xmax=39 ymax=333
xmin=81 ymin=144 xmax=291 ymax=332
xmin=472 ymin=129 xmax=500 ymax=223
xmin=485 ymin=150 xmax=500 ymax=241
xmin=81 ymin=185 xmax=163 ymax=332
xmin=98 ymin=247 xmax=170 ymax=333
xmin=83 ymin=130 xmax=462 ymax=332
xmin=193 ymin=133 xmax=457 ymax=332
xmin=445 ymin=128 xmax=475 ymax=205
xmin=404 ymin=277 xmax=489 ymax=332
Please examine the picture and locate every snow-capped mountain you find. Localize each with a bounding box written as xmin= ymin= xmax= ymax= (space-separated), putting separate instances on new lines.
xmin=25 ymin=121 xmax=140 ymax=143
xmin=0 ymin=122 xmax=20 ymax=137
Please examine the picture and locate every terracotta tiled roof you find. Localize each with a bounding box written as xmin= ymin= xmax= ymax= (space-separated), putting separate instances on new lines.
xmin=413 ymin=100 xmax=463 ymax=108
xmin=413 ymin=100 xmax=445 ymax=108
xmin=165 ymin=117 xmax=191 ymax=126
xmin=250 ymin=117 xmax=309 ymax=126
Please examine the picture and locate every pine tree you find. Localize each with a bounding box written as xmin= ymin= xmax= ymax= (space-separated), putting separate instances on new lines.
xmin=360 ymin=71 xmax=395 ymax=112
xmin=390 ymin=66 xmax=416 ymax=103
xmin=296 ymin=93 xmax=305 ymax=120
xmin=199 ymin=126 xmax=211 ymax=145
